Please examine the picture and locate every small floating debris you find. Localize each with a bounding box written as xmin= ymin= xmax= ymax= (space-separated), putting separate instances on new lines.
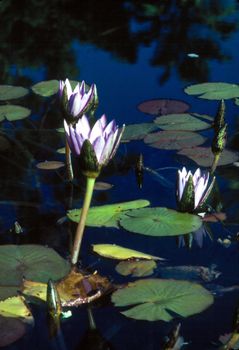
xmin=187 ymin=53 xmax=199 ymax=58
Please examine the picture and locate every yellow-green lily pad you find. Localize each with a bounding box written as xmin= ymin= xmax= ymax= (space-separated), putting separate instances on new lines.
xmin=0 ymin=105 xmax=31 ymax=121
xmin=115 ymin=260 xmax=157 ymax=277
xmin=184 ymin=82 xmax=239 ymax=100
xmin=154 ymin=113 xmax=212 ymax=131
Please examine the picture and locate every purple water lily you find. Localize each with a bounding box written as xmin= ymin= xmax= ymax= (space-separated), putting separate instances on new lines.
xmin=64 ymin=114 xmax=124 ymax=166
xmin=59 ymin=79 xmax=97 ymax=118
xmin=177 ymin=167 xmax=209 ymax=210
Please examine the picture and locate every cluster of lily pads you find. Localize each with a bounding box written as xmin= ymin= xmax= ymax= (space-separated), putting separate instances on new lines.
xmin=0 ymin=80 xmax=239 ymax=348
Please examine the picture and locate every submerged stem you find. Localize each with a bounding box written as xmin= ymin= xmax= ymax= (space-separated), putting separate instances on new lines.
xmin=65 ymin=138 xmax=74 ymax=181
xmin=71 ymin=176 xmax=96 ymax=265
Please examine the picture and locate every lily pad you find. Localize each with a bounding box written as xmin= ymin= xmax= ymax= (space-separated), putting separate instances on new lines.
xmin=0 ymin=296 xmax=33 ymax=323
xmin=184 ymin=82 xmax=239 ymax=100
xmin=0 ymin=316 xmax=27 ymax=347
xmin=67 ymin=199 xmax=150 ymax=229
xmin=177 ymin=147 xmax=239 ymax=167
xmin=119 ymin=207 xmax=202 ymax=237
xmin=0 ymin=245 xmax=70 ymax=300
xmin=122 ymin=123 xmax=159 ymax=142
xmin=94 ymin=182 xmax=113 ymax=191
xmin=36 ymin=160 xmax=65 ymax=170
xmin=111 ymin=279 xmax=213 ymax=321
xmin=0 ymin=85 xmax=29 ymax=101
xmin=137 ymin=99 xmax=190 ymax=116
xmin=154 ymin=113 xmax=212 ymax=131
xmin=144 ymin=130 xmax=206 ymax=150
xmin=0 ymin=105 xmax=31 ymax=122
xmin=115 ymin=260 xmax=157 ymax=277
xmin=235 ymin=98 xmax=239 ymax=106
xmin=92 ymin=244 xmax=164 ymax=260
xmin=31 ymin=80 xmax=85 ymax=97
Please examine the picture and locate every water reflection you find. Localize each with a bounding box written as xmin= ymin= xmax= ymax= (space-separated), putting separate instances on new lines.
xmin=0 ymin=0 xmax=238 ymax=84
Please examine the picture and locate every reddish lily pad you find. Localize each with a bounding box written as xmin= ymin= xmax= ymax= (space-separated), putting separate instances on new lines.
xmin=144 ymin=130 xmax=206 ymax=150
xmin=177 ymin=147 xmax=239 ymax=167
xmin=0 ymin=316 xmax=26 ymax=347
xmin=154 ymin=113 xmax=212 ymax=131
xmin=36 ymin=160 xmax=65 ymax=170
xmin=115 ymin=260 xmax=157 ymax=277
xmin=137 ymin=99 xmax=190 ymax=116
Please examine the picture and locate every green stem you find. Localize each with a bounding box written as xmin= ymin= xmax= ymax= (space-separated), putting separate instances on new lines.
xmin=71 ymin=176 xmax=96 ymax=265
xmin=210 ymin=152 xmax=221 ymax=175
xmin=65 ymin=138 xmax=74 ymax=181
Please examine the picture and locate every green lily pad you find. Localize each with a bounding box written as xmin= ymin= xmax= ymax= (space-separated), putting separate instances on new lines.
xmin=119 ymin=207 xmax=202 ymax=237
xmin=0 ymin=85 xmax=29 ymax=101
xmin=112 ymin=279 xmax=213 ymax=321
xmin=177 ymin=147 xmax=239 ymax=167
xmin=184 ymin=82 xmax=239 ymax=100
xmin=154 ymin=113 xmax=212 ymax=131
xmin=0 ymin=245 xmax=70 ymax=300
xmin=31 ymin=80 xmax=85 ymax=97
xmin=92 ymin=244 xmax=164 ymax=260
xmin=144 ymin=130 xmax=206 ymax=150
xmin=235 ymin=98 xmax=239 ymax=106
xmin=0 ymin=105 xmax=31 ymax=121
xmin=122 ymin=123 xmax=159 ymax=142
xmin=67 ymin=199 xmax=150 ymax=229
xmin=115 ymin=260 xmax=157 ymax=277
xmin=36 ymin=160 xmax=65 ymax=170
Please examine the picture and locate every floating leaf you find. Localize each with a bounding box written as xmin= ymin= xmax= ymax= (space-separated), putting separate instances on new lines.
xmin=154 ymin=113 xmax=212 ymax=131
xmin=144 ymin=130 xmax=206 ymax=150
xmin=121 ymin=123 xmax=159 ymax=141
xmin=177 ymin=147 xmax=239 ymax=167
xmin=31 ymin=80 xmax=86 ymax=97
xmin=184 ymin=82 xmax=239 ymax=100
xmin=0 ymin=245 xmax=70 ymax=300
xmin=94 ymin=182 xmax=113 ymax=191
xmin=57 ymin=147 xmax=65 ymax=154
xmin=137 ymin=99 xmax=189 ymax=116
xmin=36 ymin=160 xmax=65 ymax=170
xmin=115 ymin=260 xmax=157 ymax=277
xmin=235 ymin=98 xmax=239 ymax=106
xmin=0 ymin=296 xmax=33 ymax=323
xmin=112 ymin=279 xmax=213 ymax=321
xmin=119 ymin=207 xmax=202 ymax=237
xmin=0 ymin=315 xmax=26 ymax=347
xmin=92 ymin=244 xmax=164 ymax=260
xmin=67 ymin=200 xmax=150 ymax=228
xmin=0 ymin=85 xmax=29 ymax=101
xmin=0 ymin=105 xmax=31 ymax=122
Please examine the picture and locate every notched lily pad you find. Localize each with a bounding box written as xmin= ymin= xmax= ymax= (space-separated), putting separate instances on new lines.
xmin=137 ymin=99 xmax=189 ymax=116
xmin=112 ymin=279 xmax=213 ymax=321
xmin=36 ymin=160 xmax=65 ymax=170
xmin=0 ymin=85 xmax=29 ymax=101
xmin=144 ymin=130 xmax=206 ymax=150
xmin=67 ymin=200 xmax=150 ymax=228
xmin=154 ymin=113 xmax=212 ymax=131
xmin=115 ymin=260 xmax=157 ymax=277
xmin=177 ymin=147 xmax=239 ymax=167
xmin=92 ymin=244 xmax=164 ymax=261
xmin=121 ymin=123 xmax=159 ymax=142
xmin=31 ymin=80 xmax=86 ymax=97
xmin=184 ymin=82 xmax=239 ymax=100
xmin=119 ymin=207 xmax=202 ymax=237
xmin=0 ymin=105 xmax=31 ymax=122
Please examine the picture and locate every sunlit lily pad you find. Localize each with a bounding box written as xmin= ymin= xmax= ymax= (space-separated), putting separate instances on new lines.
xmin=31 ymin=80 xmax=86 ymax=97
xmin=111 ymin=279 xmax=213 ymax=321
xmin=0 ymin=105 xmax=31 ymax=121
xmin=235 ymin=98 xmax=239 ymax=106
xmin=92 ymin=244 xmax=164 ymax=260
xmin=67 ymin=200 xmax=150 ymax=228
xmin=0 ymin=245 xmax=70 ymax=300
xmin=0 ymin=295 xmax=33 ymax=347
xmin=144 ymin=130 xmax=206 ymax=150
xmin=119 ymin=207 xmax=202 ymax=237
xmin=22 ymin=268 xmax=112 ymax=307
xmin=137 ymin=99 xmax=189 ymax=116
xmin=184 ymin=82 xmax=239 ymax=100
xmin=0 ymin=85 xmax=29 ymax=101
xmin=122 ymin=123 xmax=159 ymax=141
xmin=154 ymin=113 xmax=212 ymax=131
xmin=115 ymin=260 xmax=157 ymax=277
xmin=36 ymin=160 xmax=65 ymax=170
xmin=177 ymin=147 xmax=239 ymax=167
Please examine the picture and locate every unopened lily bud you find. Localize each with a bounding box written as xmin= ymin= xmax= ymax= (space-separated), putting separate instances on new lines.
xmin=211 ymin=123 xmax=227 ymax=154
xmin=214 ymin=99 xmax=226 ymax=132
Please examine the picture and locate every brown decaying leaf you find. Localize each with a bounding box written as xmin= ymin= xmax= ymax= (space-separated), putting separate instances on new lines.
xmin=94 ymin=182 xmax=113 ymax=191
xmin=202 ymin=212 xmax=226 ymax=223
xmin=137 ymin=99 xmax=190 ymax=116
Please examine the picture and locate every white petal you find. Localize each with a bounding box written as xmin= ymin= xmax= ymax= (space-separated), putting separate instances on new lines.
xmin=90 ymin=119 xmax=103 ymax=143
xmin=77 ymin=114 xmax=91 ymax=139
xmin=93 ymin=136 xmax=105 ymax=163
xmin=65 ymin=78 xmax=73 ymax=100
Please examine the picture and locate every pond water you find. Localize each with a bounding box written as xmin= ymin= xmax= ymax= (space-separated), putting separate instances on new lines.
xmin=1 ymin=1 xmax=239 ymax=349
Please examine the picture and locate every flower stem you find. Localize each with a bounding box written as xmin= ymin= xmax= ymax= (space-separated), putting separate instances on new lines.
xmin=71 ymin=176 xmax=96 ymax=265
xmin=65 ymin=138 xmax=74 ymax=181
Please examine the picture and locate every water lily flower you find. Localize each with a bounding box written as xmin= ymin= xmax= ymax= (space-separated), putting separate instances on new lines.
xmin=64 ymin=114 xmax=124 ymax=177
xmin=59 ymin=79 xmax=97 ymax=120
xmin=177 ymin=167 xmax=210 ymax=212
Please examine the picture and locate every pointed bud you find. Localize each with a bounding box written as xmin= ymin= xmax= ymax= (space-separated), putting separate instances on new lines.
xmin=177 ymin=174 xmax=195 ymax=212
xmin=211 ymin=123 xmax=227 ymax=154
xmin=214 ymin=99 xmax=226 ymax=133
xmin=79 ymin=139 xmax=101 ymax=178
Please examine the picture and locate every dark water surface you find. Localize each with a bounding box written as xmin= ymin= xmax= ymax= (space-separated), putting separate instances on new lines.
xmin=1 ymin=1 xmax=239 ymax=349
